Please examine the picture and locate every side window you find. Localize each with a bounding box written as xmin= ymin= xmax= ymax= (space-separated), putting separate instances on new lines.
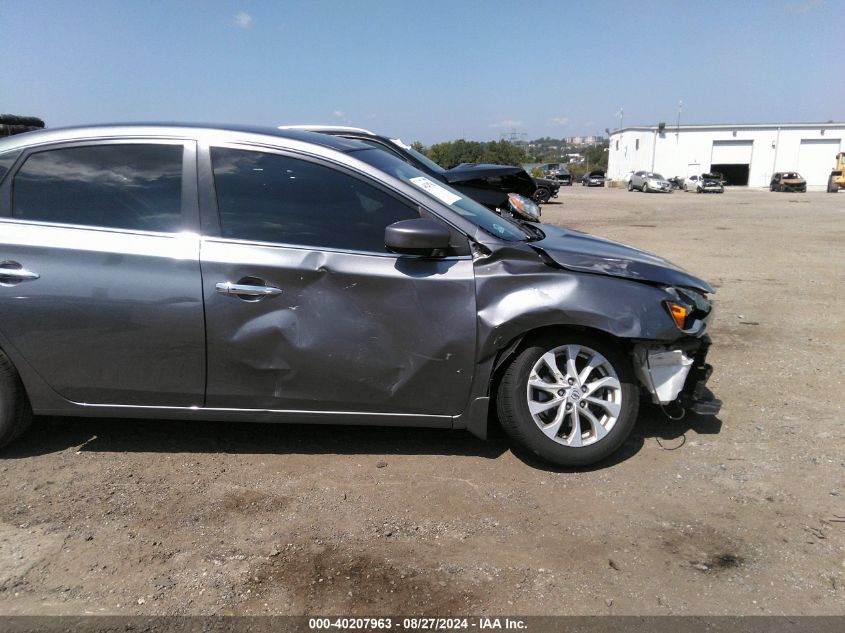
xmin=12 ymin=144 xmax=183 ymax=232
xmin=635 ymin=139 xmax=640 ymax=151
xmin=210 ymin=147 xmax=418 ymax=253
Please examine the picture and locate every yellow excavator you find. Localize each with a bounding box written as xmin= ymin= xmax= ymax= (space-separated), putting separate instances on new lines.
xmin=829 ymin=152 xmax=845 ymax=192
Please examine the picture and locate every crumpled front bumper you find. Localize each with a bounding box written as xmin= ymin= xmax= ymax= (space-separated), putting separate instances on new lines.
xmin=633 ymin=336 xmax=721 ymax=416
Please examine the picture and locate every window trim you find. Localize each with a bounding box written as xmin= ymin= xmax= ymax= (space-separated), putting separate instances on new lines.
xmin=200 ymin=142 xmax=471 ymax=258
xmin=1 ymin=138 xmax=199 ymax=236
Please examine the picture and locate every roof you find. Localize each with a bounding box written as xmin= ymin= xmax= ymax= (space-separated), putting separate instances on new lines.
xmin=608 ymin=121 xmax=845 ymax=137
xmin=0 ymin=122 xmax=369 ymax=153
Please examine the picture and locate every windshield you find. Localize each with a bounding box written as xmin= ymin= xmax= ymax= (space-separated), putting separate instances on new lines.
xmin=650 ymin=173 xmax=665 ymax=180
xmin=388 ymin=138 xmax=446 ymax=175
xmin=355 ymin=148 xmax=532 ymax=242
xmin=783 ymin=172 xmax=799 ymax=179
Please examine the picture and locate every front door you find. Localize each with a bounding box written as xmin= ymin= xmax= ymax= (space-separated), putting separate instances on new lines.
xmin=200 ymin=146 xmax=477 ymax=418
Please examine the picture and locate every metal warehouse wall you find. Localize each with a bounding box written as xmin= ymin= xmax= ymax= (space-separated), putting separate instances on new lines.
xmin=608 ymin=124 xmax=845 ymax=189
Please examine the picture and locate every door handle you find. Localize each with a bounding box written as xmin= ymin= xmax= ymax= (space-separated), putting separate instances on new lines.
xmin=215 ymin=281 xmax=282 ymax=297
xmin=0 ymin=261 xmax=40 ymax=282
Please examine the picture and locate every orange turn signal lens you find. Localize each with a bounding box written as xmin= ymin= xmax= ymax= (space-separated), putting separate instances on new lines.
xmin=666 ymin=302 xmax=689 ymax=329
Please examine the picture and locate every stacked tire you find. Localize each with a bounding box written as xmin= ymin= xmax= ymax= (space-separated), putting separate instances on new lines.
xmin=0 ymin=114 xmax=45 ymax=137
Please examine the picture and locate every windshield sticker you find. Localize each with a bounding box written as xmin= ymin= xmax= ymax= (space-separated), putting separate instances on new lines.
xmin=410 ymin=176 xmax=462 ymax=205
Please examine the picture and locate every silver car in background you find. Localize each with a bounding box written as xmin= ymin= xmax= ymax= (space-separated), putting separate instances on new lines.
xmin=628 ymin=171 xmax=673 ymax=193
xmin=684 ymin=174 xmax=725 ymax=193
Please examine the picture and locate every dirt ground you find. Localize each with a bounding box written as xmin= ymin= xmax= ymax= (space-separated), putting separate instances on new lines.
xmin=0 ymin=187 xmax=843 ymax=617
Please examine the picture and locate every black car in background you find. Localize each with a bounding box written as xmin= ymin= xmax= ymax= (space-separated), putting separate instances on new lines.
xmin=539 ymin=163 xmax=573 ymax=186
xmin=580 ymin=170 xmax=606 ymax=187
xmin=554 ymin=172 xmax=573 ymax=186
xmin=280 ymin=126 xmax=540 ymax=211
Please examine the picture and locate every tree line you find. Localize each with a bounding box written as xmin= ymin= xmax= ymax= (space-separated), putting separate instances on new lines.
xmin=412 ymin=138 xmax=609 ymax=173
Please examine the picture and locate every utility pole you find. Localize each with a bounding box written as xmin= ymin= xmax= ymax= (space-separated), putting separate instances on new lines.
xmin=676 ymin=100 xmax=683 ymax=134
xmin=616 ymin=107 xmax=624 ymax=130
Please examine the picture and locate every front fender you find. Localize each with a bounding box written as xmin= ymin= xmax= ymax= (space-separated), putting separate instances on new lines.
xmin=454 ymin=244 xmax=689 ymax=437
xmin=474 ymin=246 xmax=683 ymax=364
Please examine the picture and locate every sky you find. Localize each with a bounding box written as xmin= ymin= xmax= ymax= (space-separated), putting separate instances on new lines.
xmin=2 ymin=0 xmax=843 ymax=145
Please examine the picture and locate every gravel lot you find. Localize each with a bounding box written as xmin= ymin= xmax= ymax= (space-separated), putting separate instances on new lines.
xmin=0 ymin=187 xmax=843 ymax=616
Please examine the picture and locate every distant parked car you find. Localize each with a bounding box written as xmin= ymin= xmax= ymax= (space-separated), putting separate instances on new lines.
xmin=668 ymin=176 xmax=685 ymax=190
xmin=684 ymin=174 xmax=724 ymax=194
xmin=554 ymin=172 xmax=572 ymax=186
xmin=539 ymin=163 xmax=573 ymax=186
xmin=770 ymin=172 xmax=806 ymax=192
xmin=580 ymin=170 xmax=606 ymax=187
xmin=628 ymin=171 xmax=673 ymax=193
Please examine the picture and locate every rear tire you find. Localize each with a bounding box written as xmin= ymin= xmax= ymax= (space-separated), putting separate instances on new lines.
xmin=0 ymin=350 xmax=33 ymax=447
xmin=496 ymin=333 xmax=639 ymax=467
xmin=533 ymin=188 xmax=551 ymax=204
xmin=829 ymin=175 xmax=839 ymax=193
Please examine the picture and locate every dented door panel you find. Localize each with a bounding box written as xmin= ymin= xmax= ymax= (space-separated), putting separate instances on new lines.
xmin=202 ymin=240 xmax=477 ymax=415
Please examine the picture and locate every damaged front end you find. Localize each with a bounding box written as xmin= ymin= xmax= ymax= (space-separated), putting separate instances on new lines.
xmin=633 ymin=337 xmax=721 ymax=416
xmin=632 ymin=285 xmax=721 ymax=417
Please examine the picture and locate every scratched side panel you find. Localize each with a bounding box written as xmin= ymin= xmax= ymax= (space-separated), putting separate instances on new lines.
xmin=201 ymin=240 xmax=477 ymax=415
xmin=0 ymin=222 xmax=205 ymax=406
xmin=472 ymin=244 xmax=682 ymax=366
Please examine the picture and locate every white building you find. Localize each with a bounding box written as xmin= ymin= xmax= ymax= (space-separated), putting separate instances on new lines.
xmin=607 ymin=122 xmax=845 ymax=189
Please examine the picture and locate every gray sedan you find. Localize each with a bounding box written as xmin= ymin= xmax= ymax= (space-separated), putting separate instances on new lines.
xmin=628 ymin=171 xmax=673 ymax=193
xmin=0 ymin=124 xmax=719 ymax=467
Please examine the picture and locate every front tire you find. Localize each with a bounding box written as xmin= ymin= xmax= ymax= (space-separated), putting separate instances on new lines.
xmin=627 ymin=181 xmax=634 ymax=191
xmin=497 ymin=334 xmax=639 ymax=467
xmin=0 ymin=349 xmax=33 ymax=448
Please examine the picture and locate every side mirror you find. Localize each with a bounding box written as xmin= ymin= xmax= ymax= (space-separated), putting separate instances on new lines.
xmin=385 ymin=218 xmax=452 ymax=257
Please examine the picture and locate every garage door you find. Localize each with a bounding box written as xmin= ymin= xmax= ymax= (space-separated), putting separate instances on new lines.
xmin=798 ymin=139 xmax=842 ymax=186
xmin=711 ymin=140 xmax=753 ymax=186
xmin=711 ymin=140 xmax=753 ymax=164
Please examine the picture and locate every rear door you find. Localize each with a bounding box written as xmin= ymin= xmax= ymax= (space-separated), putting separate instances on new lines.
xmin=198 ymin=144 xmax=477 ymax=419
xmin=0 ymin=140 xmax=205 ymax=406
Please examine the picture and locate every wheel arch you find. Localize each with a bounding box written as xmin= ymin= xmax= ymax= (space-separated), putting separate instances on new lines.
xmin=0 ymin=333 xmax=68 ymax=414
xmin=458 ymin=322 xmax=640 ymax=440
xmin=489 ymin=324 xmax=634 ymax=402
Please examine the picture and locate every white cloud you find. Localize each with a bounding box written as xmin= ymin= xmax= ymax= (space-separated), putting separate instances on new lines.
xmin=490 ymin=119 xmax=523 ymax=129
xmin=790 ymin=0 xmax=823 ymax=13
xmin=549 ymin=116 xmax=569 ymax=126
xmin=233 ymin=11 xmax=253 ymax=28
xmin=333 ymin=110 xmax=345 ymax=118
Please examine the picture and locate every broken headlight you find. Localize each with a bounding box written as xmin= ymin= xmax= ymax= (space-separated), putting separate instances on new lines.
xmin=663 ymin=287 xmax=711 ymax=331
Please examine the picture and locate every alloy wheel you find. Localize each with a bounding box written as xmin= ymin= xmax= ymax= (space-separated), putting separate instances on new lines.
xmin=525 ymin=345 xmax=622 ymax=447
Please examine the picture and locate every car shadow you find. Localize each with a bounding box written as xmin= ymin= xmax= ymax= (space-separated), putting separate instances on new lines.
xmin=507 ymin=402 xmax=723 ymax=473
xmin=1 ymin=403 xmax=721 ymax=470
xmin=0 ymin=416 xmax=510 ymax=461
